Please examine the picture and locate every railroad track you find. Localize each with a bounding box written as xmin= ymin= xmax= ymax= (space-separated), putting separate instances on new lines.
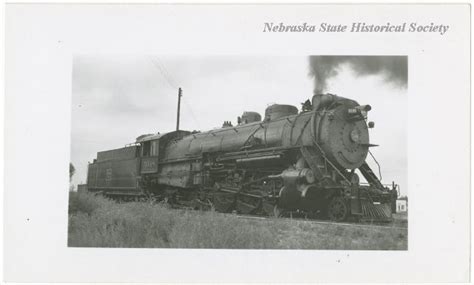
xmin=162 ymin=202 xmax=408 ymax=230
xmin=223 ymin=213 xmax=408 ymax=230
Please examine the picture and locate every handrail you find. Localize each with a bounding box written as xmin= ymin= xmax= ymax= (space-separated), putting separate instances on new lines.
xmin=310 ymin=111 xmax=351 ymax=184
xmin=359 ymin=182 xmax=394 ymax=188
xmin=309 ymin=138 xmax=351 ymax=184
xmin=240 ymin=124 xmax=264 ymax=150
xmin=368 ymin=150 xmax=382 ymax=181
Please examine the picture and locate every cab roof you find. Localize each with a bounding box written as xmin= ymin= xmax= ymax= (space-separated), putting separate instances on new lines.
xmin=135 ymin=130 xmax=191 ymax=143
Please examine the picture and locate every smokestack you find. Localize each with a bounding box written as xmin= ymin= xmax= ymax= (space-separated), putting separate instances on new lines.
xmin=309 ymin=56 xmax=408 ymax=94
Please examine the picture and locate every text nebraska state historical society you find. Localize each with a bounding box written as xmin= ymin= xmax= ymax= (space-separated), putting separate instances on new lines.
xmin=263 ymin=22 xmax=450 ymax=35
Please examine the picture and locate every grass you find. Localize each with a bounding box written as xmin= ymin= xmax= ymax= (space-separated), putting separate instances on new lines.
xmin=68 ymin=191 xmax=408 ymax=250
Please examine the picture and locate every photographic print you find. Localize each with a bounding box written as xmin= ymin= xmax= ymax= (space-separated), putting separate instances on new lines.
xmin=69 ymin=55 xmax=408 ymax=250
xmin=5 ymin=3 xmax=469 ymax=283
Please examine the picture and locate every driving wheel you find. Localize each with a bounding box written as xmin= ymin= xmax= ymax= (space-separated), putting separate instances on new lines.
xmin=327 ymin=197 xmax=348 ymax=222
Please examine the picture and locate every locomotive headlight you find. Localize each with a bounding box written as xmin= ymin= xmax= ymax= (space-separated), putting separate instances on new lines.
xmin=350 ymin=129 xmax=360 ymax=143
xmin=358 ymin=105 xmax=372 ymax=112
xmin=358 ymin=106 xmax=371 ymax=119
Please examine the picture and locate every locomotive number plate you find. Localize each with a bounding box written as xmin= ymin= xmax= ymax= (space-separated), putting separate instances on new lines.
xmin=141 ymin=158 xmax=158 ymax=173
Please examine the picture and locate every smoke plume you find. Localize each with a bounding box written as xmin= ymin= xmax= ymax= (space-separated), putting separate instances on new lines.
xmin=309 ymin=56 xmax=408 ymax=94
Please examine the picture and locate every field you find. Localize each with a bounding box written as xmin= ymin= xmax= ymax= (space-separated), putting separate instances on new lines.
xmin=68 ymin=191 xmax=408 ymax=250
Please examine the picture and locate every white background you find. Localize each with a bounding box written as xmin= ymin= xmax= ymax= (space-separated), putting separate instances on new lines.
xmin=4 ymin=4 xmax=470 ymax=283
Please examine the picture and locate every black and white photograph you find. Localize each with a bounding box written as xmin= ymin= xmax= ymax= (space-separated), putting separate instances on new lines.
xmin=4 ymin=3 xmax=470 ymax=283
xmin=69 ymin=55 xmax=408 ymax=250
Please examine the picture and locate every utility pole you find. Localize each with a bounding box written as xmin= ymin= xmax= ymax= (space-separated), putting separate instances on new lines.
xmin=176 ymin=87 xmax=182 ymax=131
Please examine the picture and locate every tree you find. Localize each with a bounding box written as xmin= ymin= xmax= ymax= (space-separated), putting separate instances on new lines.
xmin=69 ymin=163 xmax=76 ymax=181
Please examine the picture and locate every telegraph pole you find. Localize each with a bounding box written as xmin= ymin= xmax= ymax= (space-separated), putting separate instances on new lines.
xmin=176 ymin=87 xmax=182 ymax=131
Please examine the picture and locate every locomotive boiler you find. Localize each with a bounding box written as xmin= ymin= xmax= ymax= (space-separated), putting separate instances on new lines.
xmin=86 ymin=93 xmax=398 ymax=221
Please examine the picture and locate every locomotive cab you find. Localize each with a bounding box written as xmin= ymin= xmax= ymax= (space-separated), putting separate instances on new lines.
xmin=136 ymin=133 xmax=161 ymax=174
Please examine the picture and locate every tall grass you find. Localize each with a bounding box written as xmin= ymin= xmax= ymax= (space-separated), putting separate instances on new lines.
xmin=169 ymin=212 xmax=277 ymax=248
xmin=68 ymin=202 xmax=176 ymax=247
xmin=68 ymin=191 xmax=407 ymax=250
xmin=68 ymin=191 xmax=113 ymax=215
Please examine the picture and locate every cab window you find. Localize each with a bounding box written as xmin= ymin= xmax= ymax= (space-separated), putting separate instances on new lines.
xmin=142 ymin=141 xmax=151 ymax=156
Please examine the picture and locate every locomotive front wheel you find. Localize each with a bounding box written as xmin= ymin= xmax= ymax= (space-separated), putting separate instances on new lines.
xmin=327 ymin=197 xmax=348 ymax=222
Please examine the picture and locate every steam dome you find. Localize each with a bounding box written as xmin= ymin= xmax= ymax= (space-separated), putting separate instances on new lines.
xmin=264 ymin=104 xmax=298 ymax=121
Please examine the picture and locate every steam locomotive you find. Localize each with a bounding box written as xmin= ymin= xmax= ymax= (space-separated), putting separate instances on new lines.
xmin=85 ymin=93 xmax=398 ymax=221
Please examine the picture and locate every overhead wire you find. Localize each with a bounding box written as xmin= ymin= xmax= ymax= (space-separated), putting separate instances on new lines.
xmin=148 ymin=56 xmax=202 ymax=129
xmin=149 ymin=56 xmax=178 ymax=89
xmin=182 ymin=99 xmax=201 ymax=130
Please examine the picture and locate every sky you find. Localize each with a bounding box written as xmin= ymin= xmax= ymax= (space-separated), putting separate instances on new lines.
xmin=71 ymin=55 xmax=407 ymax=196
